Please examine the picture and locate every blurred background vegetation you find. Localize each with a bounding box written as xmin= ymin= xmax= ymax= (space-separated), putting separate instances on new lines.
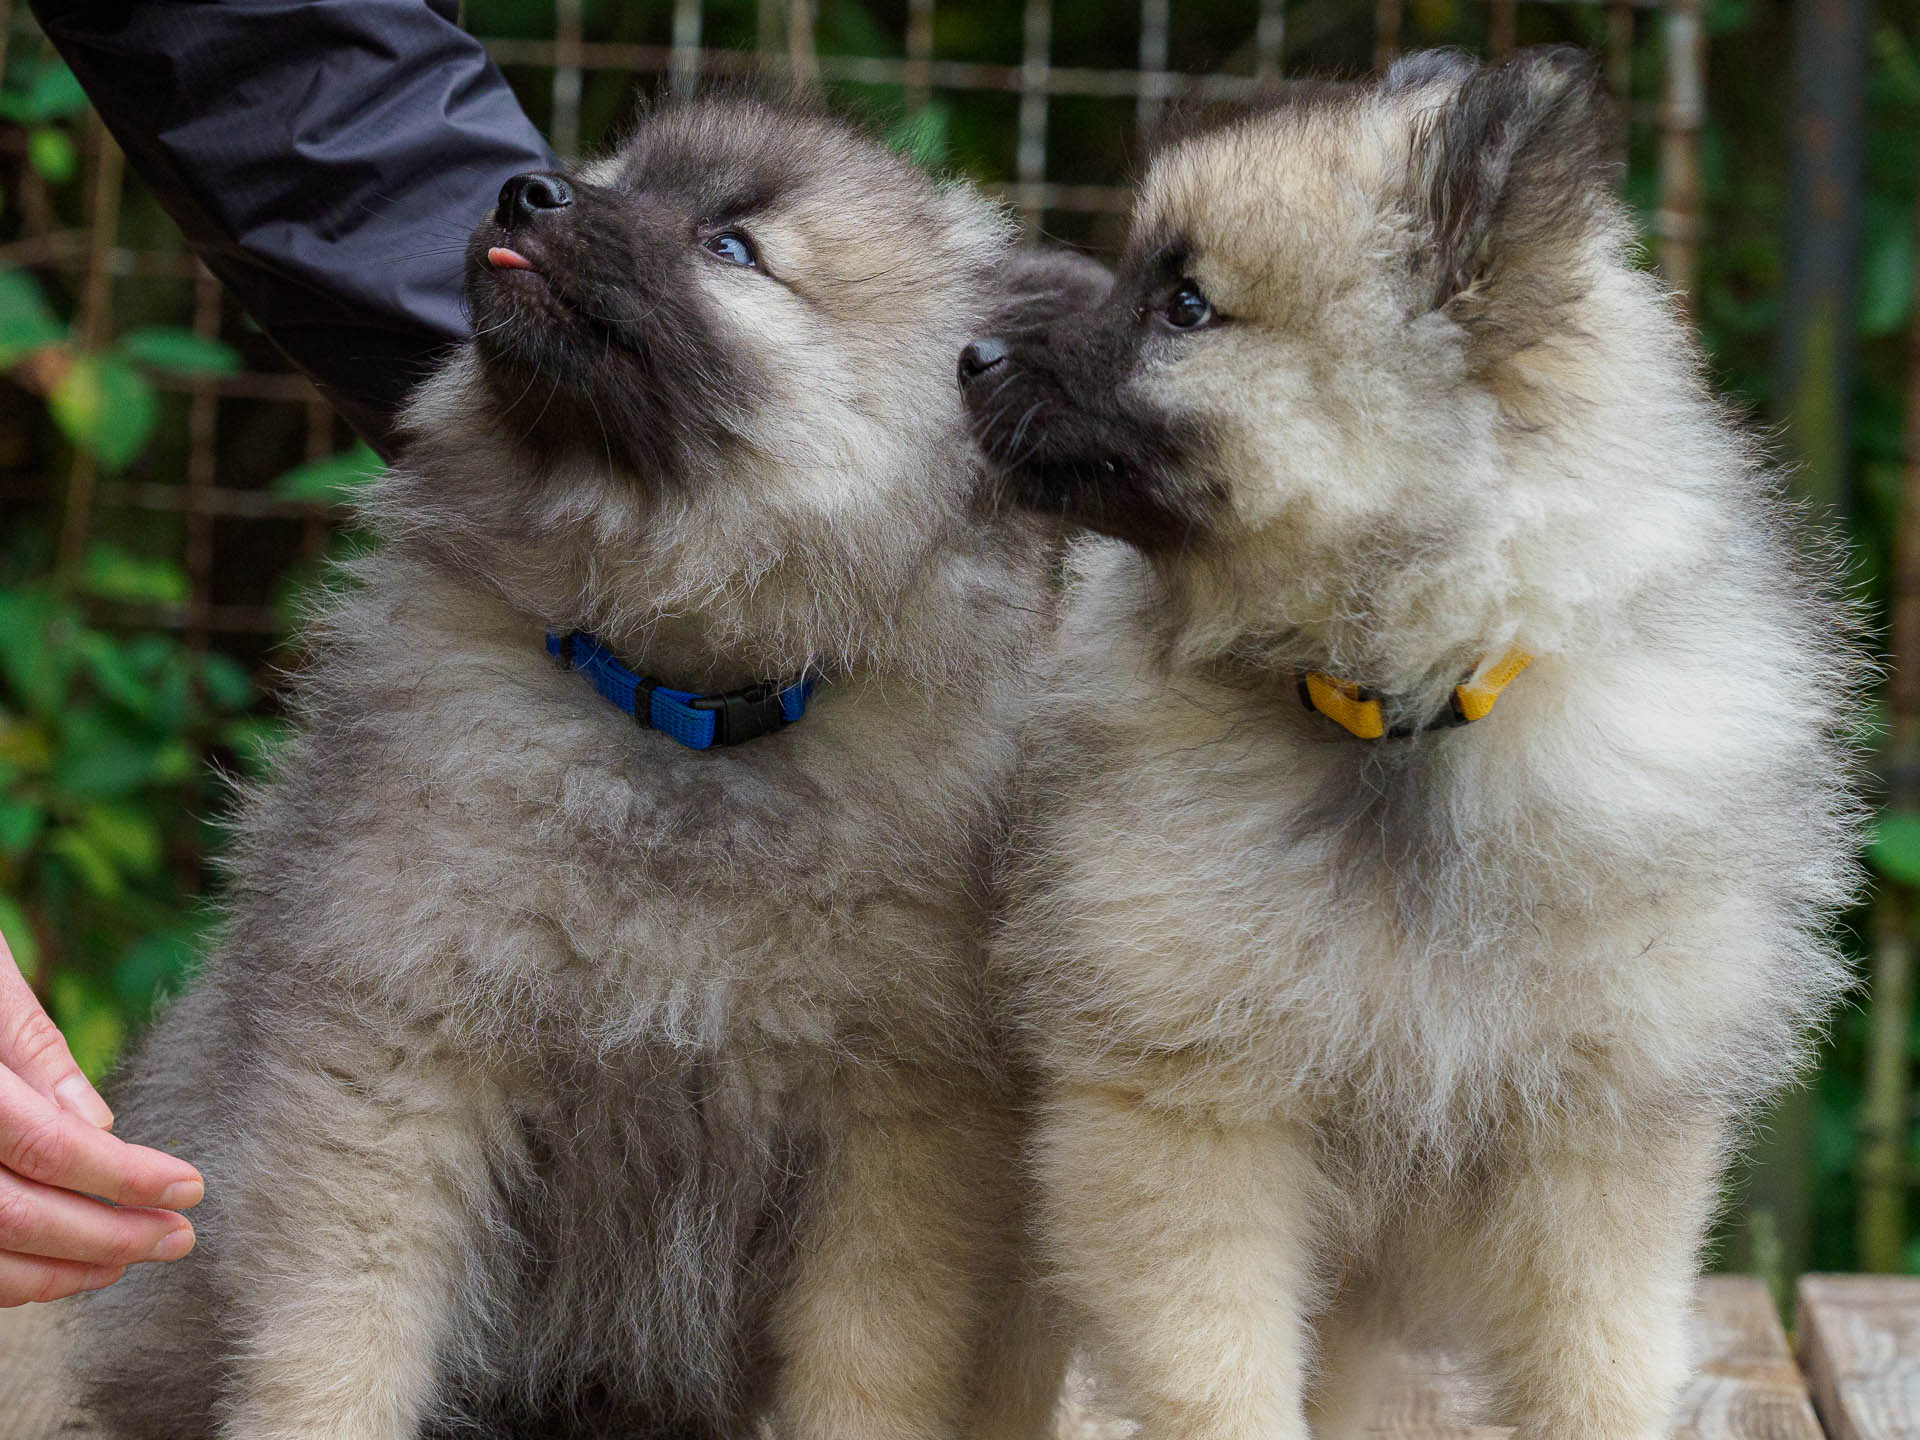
xmin=1 ymin=0 xmax=1917 ymax=1301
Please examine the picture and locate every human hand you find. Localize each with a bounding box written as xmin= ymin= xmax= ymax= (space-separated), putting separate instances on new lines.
xmin=0 ymin=929 xmax=203 ymax=1305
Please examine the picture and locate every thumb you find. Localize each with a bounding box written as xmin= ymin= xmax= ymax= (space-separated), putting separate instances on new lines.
xmin=0 ymin=933 xmax=114 ymax=1130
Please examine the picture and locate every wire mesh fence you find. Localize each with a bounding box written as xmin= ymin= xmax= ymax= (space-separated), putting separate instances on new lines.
xmin=0 ymin=0 xmax=1704 ymax=658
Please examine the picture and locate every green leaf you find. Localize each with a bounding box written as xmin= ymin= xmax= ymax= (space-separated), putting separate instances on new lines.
xmin=0 ymin=590 xmax=74 ymax=719
xmin=268 ymin=442 xmax=384 ymax=502
xmin=1869 ymin=812 xmax=1920 ymax=886
xmin=0 ymin=718 xmax=53 ymax=776
xmin=0 ymin=269 xmax=65 ymax=365
xmin=0 ymin=799 xmax=46 ymax=857
xmin=31 ymin=63 xmax=89 ymax=120
xmin=147 ymin=656 xmax=191 ymax=734
xmin=78 ymin=803 xmax=162 ymax=878
xmin=75 ymin=630 xmax=160 ymax=716
xmin=114 ymin=925 xmax=205 ymax=1009
xmin=48 ymin=971 xmax=125 ymax=1082
xmin=51 ymin=707 xmax=186 ymax=798
xmin=116 ymin=326 xmax=241 ymax=377
xmin=0 ymin=61 xmax=90 ymax=124
xmin=149 ymin=739 xmax=196 ymax=785
xmin=1874 ymin=26 xmax=1920 ymax=108
xmin=7 ymin=61 xmax=88 ymax=122
xmin=219 ymin=714 xmax=288 ymax=776
xmin=0 ymin=269 xmax=52 ymax=327
xmin=1858 ymin=206 xmax=1914 ymax=339
xmin=123 ymin=635 xmax=180 ymax=679
xmin=47 ymin=827 xmax=123 ymax=896
xmin=26 ymin=126 xmax=77 ymax=184
xmin=199 ymin=652 xmax=254 ymax=711
xmin=1705 ymin=0 xmax=1754 ymax=34
xmin=77 ymin=543 xmax=191 ymax=607
xmin=0 ymin=893 xmax=38 ymax=983
xmin=49 ymin=357 xmax=159 ymax=471
xmin=887 ymin=103 xmax=952 ymax=171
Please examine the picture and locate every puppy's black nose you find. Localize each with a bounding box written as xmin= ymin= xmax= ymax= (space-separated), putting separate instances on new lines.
xmin=496 ymin=172 xmax=575 ymax=228
xmin=958 ymin=338 xmax=1009 ymax=388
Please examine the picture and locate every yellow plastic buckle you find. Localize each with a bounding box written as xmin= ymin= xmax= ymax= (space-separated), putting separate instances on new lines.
xmin=1300 ymin=648 xmax=1532 ymax=740
xmin=1451 ymin=648 xmax=1532 ymax=724
xmin=1299 ymin=671 xmax=1386 ymax=740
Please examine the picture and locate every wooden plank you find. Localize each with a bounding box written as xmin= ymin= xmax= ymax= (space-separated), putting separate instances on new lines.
xmin=1375 ymin=1347 xmax=1507 ymax=1438
xmin=1674 ymin=1275 xmax=1826 ymax=1439
xmin=1798 ymin=1273 xmax=1920 ymax=1440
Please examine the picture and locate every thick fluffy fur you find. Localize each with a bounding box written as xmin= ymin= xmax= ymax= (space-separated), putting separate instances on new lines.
xmin=73 ymin=98 xmax=1102 ymax=1440
xmin=967 ymin=50 xmax=1865 ymax=1440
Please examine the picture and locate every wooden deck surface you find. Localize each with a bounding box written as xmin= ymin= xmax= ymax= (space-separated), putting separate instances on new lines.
xmin=0 ymin=1274 xmax=1913 ymax=1438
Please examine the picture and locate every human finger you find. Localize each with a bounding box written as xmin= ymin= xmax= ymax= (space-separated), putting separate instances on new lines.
xmin=0 ymin=1250 xmax=123 ymax=1307
xmin=0 ymin=1063 xmax=202 ymax=1210
xmin=0 ymin=1166 xmax=194 ymax=1267
xmin=0 ymin=950 xmax=114 ymax=1128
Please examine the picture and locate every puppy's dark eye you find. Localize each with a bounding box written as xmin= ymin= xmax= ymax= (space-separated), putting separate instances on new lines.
xmin=703 ymin=231 xmax=758 ymax=268
xmin=1163 ymin=281 xmax=1213 ymax=330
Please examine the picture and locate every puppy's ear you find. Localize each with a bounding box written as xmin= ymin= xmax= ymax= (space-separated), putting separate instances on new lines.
xmin=1383 ymin=47 xmax=1478 ymax=94
xmin=1405 ymin=46 xmax=1620 ymax=347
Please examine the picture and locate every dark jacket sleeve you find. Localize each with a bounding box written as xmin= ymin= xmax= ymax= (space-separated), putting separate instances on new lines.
xmin=29 ymin=0 xmax=557 ymax=452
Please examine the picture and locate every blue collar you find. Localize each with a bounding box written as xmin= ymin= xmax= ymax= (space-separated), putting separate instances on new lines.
xmin=546 ymin=631 xmax=814 ymax=750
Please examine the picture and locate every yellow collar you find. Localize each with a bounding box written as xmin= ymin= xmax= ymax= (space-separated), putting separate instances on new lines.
xmin=1298 ymin=648 xmax=1533 ymax=740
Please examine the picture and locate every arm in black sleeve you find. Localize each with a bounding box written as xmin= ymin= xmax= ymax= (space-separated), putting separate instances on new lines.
xmin=28 ymin=0 xmax=557 ymax=453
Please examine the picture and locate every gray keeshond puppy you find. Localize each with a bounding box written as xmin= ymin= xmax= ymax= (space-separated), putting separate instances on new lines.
xmin=960 ymin=49 xmax=1866 ymax=1440
xmin=73 ymin=96 xmax=1105 ymax=1440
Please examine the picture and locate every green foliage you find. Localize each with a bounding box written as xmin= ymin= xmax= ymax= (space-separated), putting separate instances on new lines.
xmin=887 ymin=103 xmax=953 ymax=170
xmin=0 ymin=562 xmax=263 ymax=1077
xmin=77 ymin=544 xmax=192 ymax=608
xmin=116 ymin=327 xmax=243 ymax=377
xmin=1869 ymin=813 xmax=1920 ymax=887
xmin=48 ymin=355 xmax=158 ymax=471
xmin=26 ymin=127 xmax=76 ymax=185
xmin=1 ymin=268 xmax=248 ymax=469
xmin=1 ymin=58 xmax=88 ymax=187
xmin=0 ymin=269 xmax=65 ymax=363
xmin=269 ymin=441 xmax=385 ymax=502
xmin=0 ymin=59 xmax=89 ymax=125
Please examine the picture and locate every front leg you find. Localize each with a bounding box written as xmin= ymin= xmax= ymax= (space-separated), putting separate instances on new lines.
xmin=217 ymin=1053 xmax=491 ymax=1440
xmin=1431 ymin=1118 xmax=1724 ymax=1440
xmin=767 ymin=1096 xmax=1018 ymax=1440
xmin=1036 ymin=1084 xmax=1324 ymax=1440
xmin=1303 ymin=1283 xmax=1396 ymax=1440
xmin=962 ymin=1256 xmax=1070 ymax=1440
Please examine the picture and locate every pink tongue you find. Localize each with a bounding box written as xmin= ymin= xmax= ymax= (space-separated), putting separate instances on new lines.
xmin=488 ymin=246 xmax=534 ymax=271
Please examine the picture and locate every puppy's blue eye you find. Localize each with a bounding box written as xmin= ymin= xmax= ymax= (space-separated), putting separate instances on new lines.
xmin=704 ymin=231 xmax=757 ymax=268
xmin=1164 ymin=281 xmax=1213 ymax=330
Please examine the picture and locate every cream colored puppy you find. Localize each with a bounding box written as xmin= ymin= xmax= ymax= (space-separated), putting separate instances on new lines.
xmin=961 ymin=48 xmax=1864 ymax=1440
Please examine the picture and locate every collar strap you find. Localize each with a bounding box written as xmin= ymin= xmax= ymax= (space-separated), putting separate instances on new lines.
xmin=546 ymin=631 xmax=813 ymax=750
xmin=1299 ymin=648 xmax=1532 ymax=740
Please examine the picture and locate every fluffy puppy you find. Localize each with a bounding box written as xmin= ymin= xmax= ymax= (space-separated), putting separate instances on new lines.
xmin=962 ymin=49 xmax=1864 ymax=1440
xmin=73 ymin=96 xmax=1103 ymax=1440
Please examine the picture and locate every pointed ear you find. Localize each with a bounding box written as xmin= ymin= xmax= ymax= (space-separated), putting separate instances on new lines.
xmin=1404 ymin=46 xmax=1621 ymax=344
xmin=1383 ymin=47 xmax=1478 ymax=94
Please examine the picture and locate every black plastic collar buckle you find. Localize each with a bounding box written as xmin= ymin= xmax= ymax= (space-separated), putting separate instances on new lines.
xmin=691 ymin=680 xmax=792 ymax=747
